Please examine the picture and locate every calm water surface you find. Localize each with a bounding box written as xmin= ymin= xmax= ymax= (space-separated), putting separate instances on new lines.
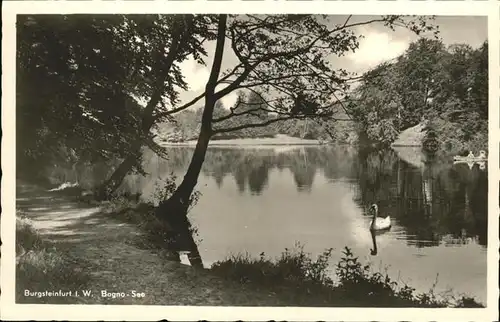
xmin=120 ymin=145 xmax=487 ymax=303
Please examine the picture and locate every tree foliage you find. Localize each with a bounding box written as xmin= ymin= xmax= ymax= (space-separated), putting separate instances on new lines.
xmin=18 ymin=15 xmax=139 ymax=168
xmin=349 ymin=38 xmax=488 ymax=149
xmin=17 ymin=14 xmax=216 ymax=181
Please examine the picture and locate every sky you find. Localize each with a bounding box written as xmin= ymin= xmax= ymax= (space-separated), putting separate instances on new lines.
xmin=174 ymin=15 xmax=487 ymax=110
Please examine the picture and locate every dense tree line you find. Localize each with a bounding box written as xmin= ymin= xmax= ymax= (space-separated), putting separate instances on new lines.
xmin=348 ymin=38 xmax=488 ymax=150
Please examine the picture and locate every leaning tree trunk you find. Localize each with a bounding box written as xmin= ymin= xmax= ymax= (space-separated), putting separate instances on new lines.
xmin=155 ymin=14 xmax=227 ymax=269
xmin=156 ymin=126 xmax=211 ymax=268
xmin=95 ymin=19 xmax=186 ymax=199
xmin=96 ymin=149 xmax=142 ymax=200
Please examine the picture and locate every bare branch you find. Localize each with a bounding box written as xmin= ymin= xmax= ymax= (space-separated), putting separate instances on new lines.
xmin=241 ymin=87 xmax=289 ymax=114
xmin=213 ymin=112 xmax=351 ymax=134
xmin=216 ymin=63 xmax=245 ymax=86
xmin=213 ymin=116 xmax=304 ymax=134
xmin=229 ymin=27 xmax=249 ymax=67
xmin=215 ymin=17 xmax=389 ymax=101
xmin=229 ymin=71 xmax=317 ymax=89
xmin=212 ymin=106 xmax=264 ymax=123
xmin=240 ymin=15 xmax=298 ymax=34
xmin=342 ymin=15 xmax=353 ymax=28
xmin=153 ymin=91 xmax=206 ymax=119
xmin=245 ymin=15 xmax=312 ymax=37
xmin=339 ymin=18 xmax=388 ymax=33
xmin=292 ymin=55 xmax=353 ymax=119
xmin=144 ymin=135 xmax=169 ymax=160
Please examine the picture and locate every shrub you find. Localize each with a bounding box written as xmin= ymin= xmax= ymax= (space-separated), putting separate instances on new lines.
xmin=151 ymin=173 xmax=201 ymax=213
xmin=211 ymin=245 xmax=484 ymax=308
xmin=211 ymin=243 xmax=334 ymax=289
xmin=102 ymin=174 xmax=202 ymax=255
xmin=102 ymin=195 xmax=176 ymax=252
xmin=16 ymin=215 xmax=44 ymax=256
xmin=334 ymin=247 xmax=483 ymax=307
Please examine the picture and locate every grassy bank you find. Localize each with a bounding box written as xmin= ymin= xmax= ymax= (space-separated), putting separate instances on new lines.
xmin=211 ymin=245 xmax=484 ymax=308
xmin=100 ymin=195 xmax=181 ymax=259
xmin=16 ymin=214 xmax=91 ymax=304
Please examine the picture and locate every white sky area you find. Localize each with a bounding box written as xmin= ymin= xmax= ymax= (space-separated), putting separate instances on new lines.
xmin=166 ymin=15 xmax=487 ymax=111
xmin=347 ymin=26 xmax=410 ymax=69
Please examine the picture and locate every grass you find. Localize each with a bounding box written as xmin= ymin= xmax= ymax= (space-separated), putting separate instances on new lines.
xmin=15 ymin=213 xmax=91 ymax=304
xmin=100 ymin=174 xmax=202 ymax=257
xmin=101 ymin=195 xmax=179 ymax=258
xmin=211 ymin=244 xmax=484 ymax=308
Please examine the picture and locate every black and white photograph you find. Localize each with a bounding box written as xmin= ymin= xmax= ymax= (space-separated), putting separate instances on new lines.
xmin=1 ymin=1 xmax=498 ymax=321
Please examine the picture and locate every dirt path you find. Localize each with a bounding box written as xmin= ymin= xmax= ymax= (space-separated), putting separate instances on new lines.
xmin=16 ymin=183 xmax=285 ymax=306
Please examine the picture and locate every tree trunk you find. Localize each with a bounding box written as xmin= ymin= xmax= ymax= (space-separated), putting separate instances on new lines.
xmin=96 ymin=149 xmax=142 ymax=199
xmin=155 ymin=128 xmax=211 ymax=268
xmin=96 ymin=18 xmax=186 ymax=198
xmin=155 ymin=15 xmax=227 ymax=268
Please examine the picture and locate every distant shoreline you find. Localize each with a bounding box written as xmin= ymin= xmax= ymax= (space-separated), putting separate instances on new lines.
xmin=159 ymin=135 xmax=323 ymax=147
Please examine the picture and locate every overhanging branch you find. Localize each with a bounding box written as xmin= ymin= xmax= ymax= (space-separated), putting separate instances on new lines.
xmin=213 ymin=116 xmax=302 ymax=134
xmin=212 ymin=112 xmax=349 ymax=134
xmin=212 ymin=106 xmax=264 ymax=123
xmin=153 ymin=91 xmax=206 ymax=120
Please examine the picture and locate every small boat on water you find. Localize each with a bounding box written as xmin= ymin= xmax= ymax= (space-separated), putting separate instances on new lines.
xmin=453 ymin=150 xmax=487 ymax=162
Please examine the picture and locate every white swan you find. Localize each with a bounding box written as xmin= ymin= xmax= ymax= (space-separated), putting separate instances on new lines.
xmin=369 ymin=204 xmax=391 ymax=231
xmin=478 ymin=150 xmax=487 ymax=159
xmin=467 ymin=151 xmax=475 ymax=158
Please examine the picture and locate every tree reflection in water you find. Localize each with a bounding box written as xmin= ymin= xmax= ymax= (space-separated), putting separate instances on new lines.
xmin=49 ymin=145 xmax=488 ymax=254
xmin=160 ymin=146 xmax=488 ymax=249
xmin=355 ymin=148 xmax=487 ymax=248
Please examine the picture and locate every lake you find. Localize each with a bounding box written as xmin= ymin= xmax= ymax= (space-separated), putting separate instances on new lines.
xmin=118 ymin=145 xmax=488 ymax=304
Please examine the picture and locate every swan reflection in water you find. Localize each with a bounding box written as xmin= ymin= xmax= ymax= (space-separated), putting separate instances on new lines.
xmin=370 ymin=229 xmax=391 ymax=256
xmin=370 ymin=229 xmax=378 ymax=255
